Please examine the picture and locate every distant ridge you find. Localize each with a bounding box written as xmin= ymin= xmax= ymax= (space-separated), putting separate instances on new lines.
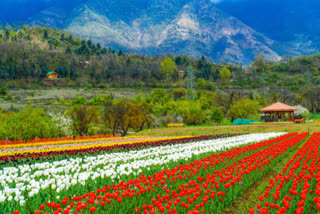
xmin=1 ymin=0 xmax=318 ymax=64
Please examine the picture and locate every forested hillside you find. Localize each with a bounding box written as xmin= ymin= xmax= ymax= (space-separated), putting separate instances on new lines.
xmin=0 ymin=25 xmax=320 ymax=113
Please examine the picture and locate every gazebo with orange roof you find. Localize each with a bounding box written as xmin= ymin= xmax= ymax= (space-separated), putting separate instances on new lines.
xmin=261 ymin=102 xmax=297 ymax=122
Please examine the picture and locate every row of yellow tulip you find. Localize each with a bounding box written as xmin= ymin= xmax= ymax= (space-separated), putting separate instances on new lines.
xmin=0 ymin=136 xmax=151 ymax=149
xmin=0 ymin=136 xmax=190 ymax=157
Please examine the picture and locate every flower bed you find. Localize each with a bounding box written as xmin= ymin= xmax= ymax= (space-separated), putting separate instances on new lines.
xmin=250 ymin=132 xmax=319 ymax=214
xmin=0 ymin=132 xmax=288 ymax=213
xmin=0 ymin=134 xmax=242 ymax=167
xmin=0 ymin=136 xmax=190 ymax=157
xmin=0 ymin=135 xmax=117 ymax=146
xmin=0 ymin=136 xmax=151 ymax=149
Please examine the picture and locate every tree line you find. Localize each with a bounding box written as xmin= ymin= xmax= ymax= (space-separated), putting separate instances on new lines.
xmin=0 ymin=88 xmax=269 ymax=141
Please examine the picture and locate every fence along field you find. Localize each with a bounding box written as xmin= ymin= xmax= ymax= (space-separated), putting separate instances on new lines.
xmin=0 ymin=132 xmax=319 ymax=214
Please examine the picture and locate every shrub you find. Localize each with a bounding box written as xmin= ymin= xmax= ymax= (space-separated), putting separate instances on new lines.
xmin=172 ymin=88 xmax=187 ymax=100
xmin=72 ymin=96 xmax=86 ymax=105
xmin=183 ymin=106 xmax=206 ymax=125
xmin=0 ymin=86 xmax=7 ymax=95
xmin=4 ymin=94 xmax=13 ymax=100
xmin=98 ymin=83 xmax=107 ymax=89
xmin=86 ymin=84 xmax=93 ymax=89
xmin=196 ymin=78 xmax=216 ymax=91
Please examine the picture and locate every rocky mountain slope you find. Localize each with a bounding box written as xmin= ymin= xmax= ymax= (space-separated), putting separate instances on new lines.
xmin=0 ymin=0 xmax=315 ymax=64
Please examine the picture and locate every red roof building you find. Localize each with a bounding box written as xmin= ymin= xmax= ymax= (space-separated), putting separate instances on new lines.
xmin=261 ymin=102 xmax=297 ymax=122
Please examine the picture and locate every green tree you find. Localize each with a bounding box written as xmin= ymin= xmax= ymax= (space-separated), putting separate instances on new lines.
xmin=5 ymin=27 xmax=10 ymax=40
xmin=183 ymin=104 xmax=207 ymax=125
xmin=103 ymin=102 xmax=120 ymax=136
xmin=160 ymin=57 xmax=176 ymax=83
xmin=219 ymin=66 xmax=232 ymax=85
xmin=175 ymin=56 xmax=182 ymax=65
xmin=207 ymin=81 xmax=216 ymax=91
xmin=0 ymin=107 xmax=57 ymax=141
xmin=103 ymin=100 xmax=131 ymax=136
xmin=252 ymin=52 xmax=267 ymax=72
xmin=150 ymin=89 xmax=170 ymax=104
xmin=60 ymin=33 xmax=65 ymax=41
xmin=196 ymin=78 xmax=216 ymax=91
xmin=138 ymin=101 xmax=153 ymax=129
xmin=66 ymin=46 xmax=72 ymax=54
xmin=0 ymin=86 xmax=7 ymax=95
xmin=67 ymin=34 xmax=73 ymax=42
xmin=116 ymin=100 xmax=130 ymax=136
xmin=67 ymin=105 xmax=99 ymax=136
xmin=43 ymin=29 xmax=48 ymax=39
xmin=196 ymin=78 xmax=207 ymax=90
xmin=172 ymin=88 xmax=187 ymax=100
xmin=211 ymin=108 xmax=224 ymax=124
xmin=54 ymin=39 xmax=60 ymax=47
xmin=227 ymin=99 xmax=260 ymax=121
xmin=87 ymin=39 xmax=92 ymax=48
xmin=127 ymin=103 xmax=144 ymax=132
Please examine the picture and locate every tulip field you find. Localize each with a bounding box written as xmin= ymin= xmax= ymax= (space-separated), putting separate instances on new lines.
xmin=1 ymin=132 xmax=320 ymax=214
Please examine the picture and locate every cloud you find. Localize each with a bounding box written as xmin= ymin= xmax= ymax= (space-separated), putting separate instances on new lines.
xmin=211 ymin=0 xmax=223 ymax=3
xmin=211 ymin=0 xmax=246 ymax=3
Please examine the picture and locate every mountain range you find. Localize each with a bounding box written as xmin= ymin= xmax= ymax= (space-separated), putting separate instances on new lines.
xmin=0 ymin=0 xmax=319 ymax=64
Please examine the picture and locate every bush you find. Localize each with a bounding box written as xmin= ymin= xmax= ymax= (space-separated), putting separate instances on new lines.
xmin=88 ymin=95 xmax=112 ymax=105
xmin=172 ymin=88 xmax=186 ymax=100
xmin=4 ymin=94 xmax=13 ymax=100
xmin=207 ymin=81 xmax=216 ymax=91
xmin=196 ymin=78 xmax=216 ymax=91
xmin=0 ymin=107 xmax=58 ymax=141
xmin=86 ymin=84 xmax=93 ymax=89
xmin=0 ymin=86 xmax=7 ymax=95
xmin=98 ymin=83 xmax=107 ymax=89
xmin=72 ymin=96 xmax=86 ymax=105
xmin=183 ymin=105 xmax=207 ymax=125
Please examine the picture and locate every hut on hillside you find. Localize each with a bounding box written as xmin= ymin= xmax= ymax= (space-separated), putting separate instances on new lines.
xmin=46 ymin=71 xmax=58 ymax=79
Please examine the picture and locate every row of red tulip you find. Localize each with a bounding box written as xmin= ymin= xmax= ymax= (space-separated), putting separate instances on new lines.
xmin=22 ymin=133 xmax=308 ymax=214
xmin=250 ymin=132 xmax=320 ymax=214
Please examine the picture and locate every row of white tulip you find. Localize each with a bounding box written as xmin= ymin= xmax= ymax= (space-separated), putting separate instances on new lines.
xmin=0 ymin=133 xmax=285 ymax=206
